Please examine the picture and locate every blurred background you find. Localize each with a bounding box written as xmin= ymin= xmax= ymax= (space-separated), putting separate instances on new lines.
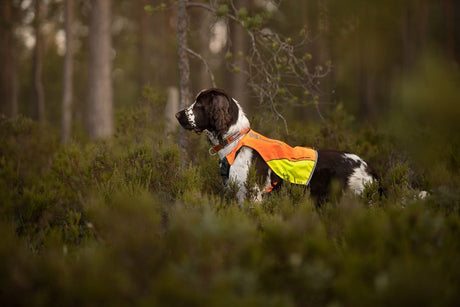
xmin=1 ymin=0 xmax=458 ymax=130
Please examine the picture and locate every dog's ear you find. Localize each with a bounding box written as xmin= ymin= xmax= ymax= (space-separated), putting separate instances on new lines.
xmin=210 ymin=93 xmax=231 ymax=138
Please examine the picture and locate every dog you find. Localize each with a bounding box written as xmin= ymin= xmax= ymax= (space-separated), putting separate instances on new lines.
xmin=175 ymin=88 xmax=379 ymax=205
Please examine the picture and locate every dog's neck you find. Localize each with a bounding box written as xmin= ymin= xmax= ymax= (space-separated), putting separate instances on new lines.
xmin=206 ymin=98 xmax=250 ymax=159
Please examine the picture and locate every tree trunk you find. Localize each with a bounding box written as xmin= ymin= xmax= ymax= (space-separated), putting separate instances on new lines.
xmin=165 ymin=86 xmax=179 ymax=134
xmin=198 ymin=9 xmax=213 ymax=89
xmin=31 ymin=0 xmax=45 ymax=124
xmin=357 ymin=5 xmax=377 ymax=121
xmin=61 ymin=0 xmax=74 ymax=143
xmin=87 ymin=0 xmax=113 ymax=139
xmin=230 ymin=0 xmax=249 ymax=108
xmin=0 ymin=1 xmax=18 ymax=117
xmin=177 ymin=0 xmax=190 ymax=153
xmin=138 ymin=0 xmax=150 ymax=92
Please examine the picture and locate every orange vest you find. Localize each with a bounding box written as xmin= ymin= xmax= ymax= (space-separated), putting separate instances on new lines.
xmin=226 ymin=130 xmax=317 ymax=185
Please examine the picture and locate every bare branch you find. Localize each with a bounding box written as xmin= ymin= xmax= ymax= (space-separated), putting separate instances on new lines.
xmin=186 ymin=2 xmax=213 ymax=12
xmin=183 ymin=1 xmax=333 ymax=133
xmin=186 ymin=47 xmax=217 ymax=88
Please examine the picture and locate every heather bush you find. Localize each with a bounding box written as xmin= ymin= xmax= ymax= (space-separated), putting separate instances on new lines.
xmin=0 ymin=90 xmax=459 ymax=306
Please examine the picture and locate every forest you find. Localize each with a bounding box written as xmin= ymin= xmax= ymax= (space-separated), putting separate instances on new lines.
xmin=1 ymin=0 xmax=459 ymax=305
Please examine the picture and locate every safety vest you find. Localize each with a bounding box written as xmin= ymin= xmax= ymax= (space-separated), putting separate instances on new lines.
xmin=225 ymin=129 xmax=317 ymax=185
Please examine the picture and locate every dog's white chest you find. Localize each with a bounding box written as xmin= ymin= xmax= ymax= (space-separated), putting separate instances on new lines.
xmin=228 ymin=147 xmax=253 ymax=201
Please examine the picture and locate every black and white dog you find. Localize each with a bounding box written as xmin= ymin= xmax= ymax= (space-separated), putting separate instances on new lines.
xmin=176 ymin=88 xmax=379 ymax=205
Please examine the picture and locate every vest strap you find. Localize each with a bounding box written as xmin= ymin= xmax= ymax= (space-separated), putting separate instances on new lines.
xmin=209 ymin=127 xmax=250 ymax=155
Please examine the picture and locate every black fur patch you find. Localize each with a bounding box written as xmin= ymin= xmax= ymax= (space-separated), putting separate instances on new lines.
xmin=196 ymin=89 xmax=239 ymax=139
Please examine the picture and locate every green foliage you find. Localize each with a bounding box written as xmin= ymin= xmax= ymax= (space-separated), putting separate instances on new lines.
xmin=1 ymin=93 xmax=459 ymax=305
xmin=237 ymin=7 xmax=248 ymax=20
xmin=144 ymin=3 xmax=167 ymax=14
xmin=216 ymin=4 xmax=229 ymax=17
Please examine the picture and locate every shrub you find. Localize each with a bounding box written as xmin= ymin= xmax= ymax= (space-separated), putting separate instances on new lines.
xmin=0 ymin=92 xmax=459 ymax=306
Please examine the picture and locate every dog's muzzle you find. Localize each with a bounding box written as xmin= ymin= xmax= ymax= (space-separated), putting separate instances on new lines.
xmin=175 ymin=109 xmax=200 ymax=132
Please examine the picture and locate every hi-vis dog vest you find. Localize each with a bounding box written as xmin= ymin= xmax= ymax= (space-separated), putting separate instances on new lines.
xmin=225 ymin=130 xmax=318 ymax=185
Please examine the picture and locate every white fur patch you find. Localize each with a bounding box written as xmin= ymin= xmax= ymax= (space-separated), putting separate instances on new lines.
xmin=185 ymin=102 xmax=196 ymax=128
xmin=343 ymin=153 xmax=374 ymax=195
xmin=418 ymin=191 xmax=428 ymax=199
xmin=343 ymin=153 xmax=363 ymax=163
xmin=229 ymin=147 xmax=253 ymax=204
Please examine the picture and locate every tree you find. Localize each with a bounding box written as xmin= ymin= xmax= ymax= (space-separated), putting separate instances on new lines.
xmin=177 ymin=0 xmax=191 ymax=152
xmin=31 ymin=0 xmax=45 ymax=124
xmin=0 ymin=0 xmax=18 ymax=118
xmin=229 ymin=0 xmax=250 ymax=108
xmin=61 ymin=0 xmax=74 ymax=143
xmin=86 ymin=0 xmax=113 ymax=139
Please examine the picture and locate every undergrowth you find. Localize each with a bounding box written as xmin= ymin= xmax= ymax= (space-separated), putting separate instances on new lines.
xmin=0 ymin=92 xmax=459 ymax=306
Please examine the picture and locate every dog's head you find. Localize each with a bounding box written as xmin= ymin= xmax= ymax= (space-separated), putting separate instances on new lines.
xmin=175 ymin=88 xmax=239 ymax=138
